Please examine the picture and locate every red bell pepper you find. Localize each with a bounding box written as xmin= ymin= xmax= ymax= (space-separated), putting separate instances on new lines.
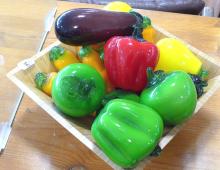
xmin=104 ymin=36 xmax=159 ymax=92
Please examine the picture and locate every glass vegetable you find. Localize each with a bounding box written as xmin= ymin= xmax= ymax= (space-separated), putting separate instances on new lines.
xmin=140 ymin=69 xmax=197 ymax=125
xmin=35 ymin=72 xmax=57 ymax=96
xmin=49 ymin=46 xmax=79 ymax=71
xmin=104 ymin=36 xmax=159 ymax=92
xmin=155 ymin=38 xmax=202 ymax=75
xmin=92 ymin=99 xmax=163 ymax=168
xmin=52 ymin=63 xmax=105 ymax=117
xmin=142 ymin=16 xmax=156 ymax=43
xmin=55 ymin=8 xmax=137 ymax=45
xmin=103 ymin=1 xmax=132 ymax=12
xmin=78 ymin=46 xmax=114 ymax=93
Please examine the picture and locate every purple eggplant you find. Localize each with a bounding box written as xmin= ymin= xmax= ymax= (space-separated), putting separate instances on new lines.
xmin=55 ymin=8 xmax=137 ymax=45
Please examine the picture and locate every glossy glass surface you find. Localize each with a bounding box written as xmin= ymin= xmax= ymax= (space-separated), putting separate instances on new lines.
xmin=91 ymin=99 xmax=163 ymax=168
xmin=52 ymin=64 xmax=105 ymax=117
xmin=55 ymin=8 xmax=136 ymax=45
xmin=155 ymin=38 xmax=202 ymax=74
xmin=104 ymin=36 xmax=158 ymax=92
xmin=140 ymin=71 xmax=197 ymax=125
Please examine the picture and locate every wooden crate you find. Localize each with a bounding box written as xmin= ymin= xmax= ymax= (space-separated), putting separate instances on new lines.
xmin=7 ymin=25 xmax=220 ymax=169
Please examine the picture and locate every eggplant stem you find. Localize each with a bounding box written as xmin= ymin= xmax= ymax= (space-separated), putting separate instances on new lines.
xmin=129 ymin=11 xmax=144 ymax=40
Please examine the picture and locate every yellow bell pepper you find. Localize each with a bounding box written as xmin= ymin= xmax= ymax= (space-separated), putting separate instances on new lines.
xmin=103 ymin=1 xmax=132 ymax=12
xmin=35 ymin=72 xmax=57 ymax=96
xmin=142 ymin=16 xmax=156 ymax=43
xmin=156 ymin=38 xmax=202 ymax=75
xmin=49 ymin=46 xmax=79 ymax=71
xmin=78 ymin=46 xmax=114 ymax=93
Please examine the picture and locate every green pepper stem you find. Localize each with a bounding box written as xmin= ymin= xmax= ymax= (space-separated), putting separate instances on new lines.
xmin=199 ymin=68 xmax=209 ymax=81
xmin=150 ymin=145 xmax=162 ymax=156
xmin=81 ymin=83 xmax=92 ymax=95
xmin=146 ymin=68 xmax=167 ymax=88
xmin=101 ymin=90 xmax=122 ymax=105
xmin=101 ymin=90 xmax=138 ymax=105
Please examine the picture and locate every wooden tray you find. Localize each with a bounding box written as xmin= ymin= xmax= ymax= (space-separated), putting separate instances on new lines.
xmin=7 ymin=25 xmax=220 ymax=169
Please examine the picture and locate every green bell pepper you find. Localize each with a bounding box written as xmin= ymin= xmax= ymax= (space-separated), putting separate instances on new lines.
xmin=140 ymin=68 xmax=197 ymax=125
xmin=52 ymin=63 xmax=105 ymax=117
xmin=91 ymin=99 xmax=163 ymax=168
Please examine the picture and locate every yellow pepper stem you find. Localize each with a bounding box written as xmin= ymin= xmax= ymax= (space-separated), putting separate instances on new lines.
xmin=78 ymin=46 xmax=92 ymax=58
xmin=35 ymin=72 xmax=47 ymax=90
xmin=142 ymin=16 xmax=152 ymax=28
xmin=49 ymin=46 xmax=65 ymax=61
xmin=35 ymin=72 xmax=57 ymax=96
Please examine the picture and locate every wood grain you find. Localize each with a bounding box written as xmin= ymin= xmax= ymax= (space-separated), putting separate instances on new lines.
xmin=1 ymin=1 xmax=220 ymax=170
xmin=0 ymin=0 xmax=56 ymax=122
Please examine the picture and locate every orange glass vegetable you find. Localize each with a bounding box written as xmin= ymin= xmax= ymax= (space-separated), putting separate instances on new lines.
xmin=35 ymin=72 xmax=57 ymax=96
xmin=142 ymin=16 xmax=156 ymax=43
xmin=78 ymin=46 xmax=114 ymax=93
xmin=49 ymin=46 xmax=79 ymax=70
